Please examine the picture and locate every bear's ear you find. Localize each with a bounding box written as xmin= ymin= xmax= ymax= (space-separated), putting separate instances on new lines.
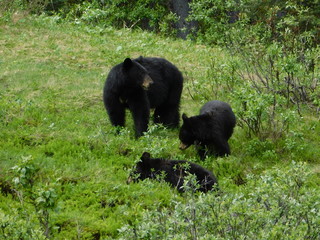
xmin=123 ymin=58 xmax=133 ymax=70
xmin=140 ymin=152 xmax=151 ymax=163
xmin=182 ymin=113 xmax=189 ymax=123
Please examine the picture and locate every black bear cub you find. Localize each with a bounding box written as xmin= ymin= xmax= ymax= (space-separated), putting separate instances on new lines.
xmin=128 ymin=152 xmax=218 ymax=193
xmin=179 ymin=100 xmax=236 ymax=159
xmin=103 ymin=56 xmax=183 ymax=138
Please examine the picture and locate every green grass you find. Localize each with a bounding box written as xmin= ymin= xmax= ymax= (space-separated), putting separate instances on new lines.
xmin=0 ymin=14 xmax=319 ymax=239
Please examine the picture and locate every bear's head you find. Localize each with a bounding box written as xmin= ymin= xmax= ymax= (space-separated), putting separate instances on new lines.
xmin=123 ymin=58 xmax=153 ymax=90
xmin=179 ymin=113 xmax=196 ymax=150
xmin=127 ymin=152 xmax=160 ymax=184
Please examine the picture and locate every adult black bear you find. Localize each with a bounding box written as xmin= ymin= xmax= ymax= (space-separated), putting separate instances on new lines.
xmin=103 ymin=56 xmax=183 ymax=137
xmin=128 ymin=152 xmax=218 ymax=193
xmin=179 ymin=100 xmax=236 ymax=159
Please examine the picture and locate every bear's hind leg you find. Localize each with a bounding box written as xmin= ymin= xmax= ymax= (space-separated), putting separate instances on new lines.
xmin=154 ymin=104 xmax=180 ymax=128
xmin=154 ymin=83 xmax=182 ymax=127
xmin=214 ymin=140 xmax=231 ymax=157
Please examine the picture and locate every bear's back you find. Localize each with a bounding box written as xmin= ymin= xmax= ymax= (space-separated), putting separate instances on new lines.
xmin=200 ymin=100 xmax=236 ymax=138
xmin=200 ymin=100 xmax=232 ymax=115
xmin=134 ymin=57 xmax=183 ymax=108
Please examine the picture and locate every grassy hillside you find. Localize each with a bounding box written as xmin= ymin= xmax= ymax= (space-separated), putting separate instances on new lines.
xmin=0 ymin=14 xmax=319 ymax=239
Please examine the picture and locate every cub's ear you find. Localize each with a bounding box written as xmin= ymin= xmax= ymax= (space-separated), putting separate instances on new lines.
xmin=140 ymin=152 xmax=151 ymax=162
xmin=182 ymin=113 xmax=189 ymax=122
xmin=123 ymin=58 xmax=133 ymax=70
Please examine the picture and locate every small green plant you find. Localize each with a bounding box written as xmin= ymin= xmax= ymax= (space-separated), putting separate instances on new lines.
xmin=0 ymin=210 xmax=46 ymax=240
xmin=140 ymin=124 xmax=172 ymax=155
xmin=34 ymin=186 xmax=58 ymax=238
xmin=10 ymin=156 xmax=58 ymax=239
xmin=11 ymin=155 xmax=39 ymax=197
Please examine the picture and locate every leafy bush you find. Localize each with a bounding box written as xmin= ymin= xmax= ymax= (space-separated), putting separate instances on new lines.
xmin=188 ymin=0 xmax=320 ymax=127
xmin=118 ymin=161 xmax=320 ymax=239
xmin=230 ymin=41 xmax=320 ymax=113
xmin=189 ymin=0 xmax=320 ymax=46
xmin=0 ymin=210 xmax=46 ymax=240
xmin=0 ymin=0 xmax=178 ymax=35
xmin=231 ymin=85 xmax=298 ymax=139
xmin=186 ymin=0 xmax=320 ymax=139
xmin=185 ymin=54 xmax=299 ymax=140
xmin=185 ymin=56 xmax=240 ymax=102
xmin=58 ymin=0 xmax=177 ymax=36
xmin=0 ymin=0 xmax=52 ymax=14
xmin=188 ymin=0 xmax=245 ymax=45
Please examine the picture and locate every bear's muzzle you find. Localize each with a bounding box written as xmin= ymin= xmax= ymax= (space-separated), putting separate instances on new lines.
xmin=179 ymin=142 xmax=190 ymax=150
xmin=142 ymin=74 xmax=153 ymax=90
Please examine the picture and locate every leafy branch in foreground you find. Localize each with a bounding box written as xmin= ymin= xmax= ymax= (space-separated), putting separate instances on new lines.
xmin=9 ymin=156 xmax=58 ymax=239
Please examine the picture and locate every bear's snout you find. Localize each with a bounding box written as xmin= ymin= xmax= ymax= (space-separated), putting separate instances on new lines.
xmin=142 ymin=75 xmax=153 ymax=90
xmin=127 ymin=176 xmax=133 ymax=184
xmin=179 ymin=142 xmax=190 ymax=150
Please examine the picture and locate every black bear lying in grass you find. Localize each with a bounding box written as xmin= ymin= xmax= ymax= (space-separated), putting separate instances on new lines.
xmin=179 ymin=100 xmax=236 ymax=159
xmin=127 ymin=152 xmax=218 ymax=193
xmin=103 ymin=56 xmax=183 ymax=138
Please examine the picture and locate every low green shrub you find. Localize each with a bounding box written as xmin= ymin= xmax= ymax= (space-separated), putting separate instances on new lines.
xmin=118 ymin=161 xmax=320 ymax=239
xmin=8 ymin=156 xmax=59 ymax=238
xmin=59 ymin=0 xmax=178 ymax=36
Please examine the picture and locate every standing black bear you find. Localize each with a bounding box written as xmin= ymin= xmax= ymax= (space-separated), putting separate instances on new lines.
xmin=127 ymin=152 xmax=218 ymax=193
xmin=103 ymin=56 xmax=183 ymax=137
xmin=179 ymin=100 xmax=236 ymax=159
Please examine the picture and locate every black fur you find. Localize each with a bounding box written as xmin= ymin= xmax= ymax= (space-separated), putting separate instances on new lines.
xmin=128 ymin=152 xmax=218 ymax=193
xmin=103 ymin=56 xmax=183 ymax=137
xmin=179 ymin=100 xmax=236 ymax=159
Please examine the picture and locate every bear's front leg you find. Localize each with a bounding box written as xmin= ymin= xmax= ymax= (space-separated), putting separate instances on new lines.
xmin=104 ymin=95 xmax=126 ymax=127
xmin=128 ymin=99 xmax=150 ymax=138
xmin=195 ymin=142 xmax=207 ymax=160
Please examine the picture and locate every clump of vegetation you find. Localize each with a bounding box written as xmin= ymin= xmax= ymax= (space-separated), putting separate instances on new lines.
xmin=1 ymin=156 xmax=58 ymax=239
xmin=119 ymin=162 xmax=320 ymax=239
xmin=189 ymin=0 xmax=320 ymax=46
xmin=187 ymin=0 xmax=320 ymax=140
